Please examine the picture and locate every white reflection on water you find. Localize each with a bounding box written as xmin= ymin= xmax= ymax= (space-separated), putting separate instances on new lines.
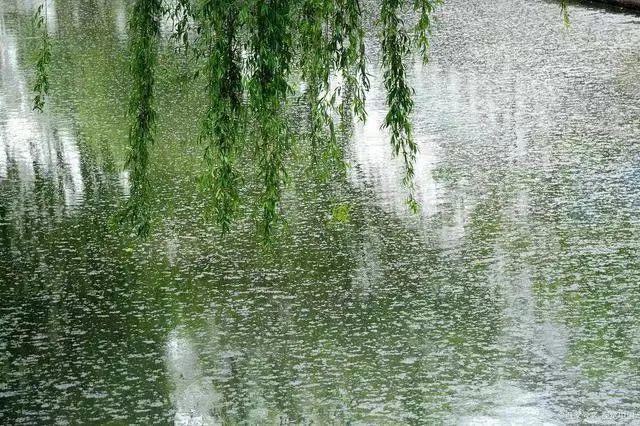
xmin=456 ymin=382 xmax=558 ymax=426
xmin=166 ymin=328 xmax=219 ymax=426
xmin=5 ymin=0 xmax=58 ymax=33
xmin=114 ymin=0 xmax=128 ymax=41
xmin=119 ymin=169 xmax=130 ymax=196
xmin=0 ymin=15 xmax=84 ymax=211
xmin=348 ymin=65 xmax=441 ymax=220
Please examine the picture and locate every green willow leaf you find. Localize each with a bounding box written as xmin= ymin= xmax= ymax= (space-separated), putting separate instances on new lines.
xmin=247 ymin=0 xmax=294 ymax=242
xmin=196 ymin=0 xmax=244 ymax=235
xmin=33 ymin=0 xmax=575 ymax=240
xmin=560 ymin=0 xmax=570 ymax=27
xmin=116 ymin=0 xmax=163 ymax=237
xmin=32 ymin=3 xmax=51 ymax=112
xmin=380 ymin=0 xmax=419 ymax=209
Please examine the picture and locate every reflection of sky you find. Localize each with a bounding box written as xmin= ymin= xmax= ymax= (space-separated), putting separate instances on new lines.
xmin=114 ymin=0 xmax=128 ymax=41
xmin=166 ymin=328 xmax=219 ymax=426
xmin=348 ymin=65 xmax=440 ymax=220
xmin=347 ymin=1 xmax=640 ymax=422
xmin=0 ymin=13 xmax=84 ymax=211
xmin=349 ymin=0 xmax=640 ymax=247
xmin=8 ymin=0 xmax=58 ymax=33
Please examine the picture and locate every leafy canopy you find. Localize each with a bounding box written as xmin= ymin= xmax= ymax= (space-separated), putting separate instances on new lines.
xmin=32 ymin=0 xmax=570 ymax=240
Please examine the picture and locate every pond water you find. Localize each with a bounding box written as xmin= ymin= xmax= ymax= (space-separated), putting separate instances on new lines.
xmin=1 ymin=0 xmax=639 ymax=424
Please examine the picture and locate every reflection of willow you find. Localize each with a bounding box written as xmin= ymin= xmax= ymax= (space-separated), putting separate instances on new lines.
xmin=0 ymin=200 xmax=174 ymax=423
xmin=0 ymin=129 xmax=89 ymax=232
xmin=0 ymin=163 xmax=54 ymax=234
xmin=524 ymin=134 xmax=640 ymax=405
xmin=154 ymin=187 xmax=507 ymax=423
xmin=118 ymin=120 xmax=517 ymax=421
xmin=0 ymin=7 xmax=95 ymax=230
xmin=25 ymin=0 xmax=571 ymax=240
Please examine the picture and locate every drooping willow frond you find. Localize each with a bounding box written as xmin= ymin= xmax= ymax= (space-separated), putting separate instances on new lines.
xmin=560 ymin=0 xmax=570 ymax=27
xmin=381 ymin=0 xmax=419 ymax=212
xmin=334 ymin=0 xmax=370 ymax=122
xmin=413 ymin=0 xmax=442 ymax=63
xmin=247 ymin=0 xmax=294 ymax=241
xmin=32 ymin=2 xmax=51 ymax=112
xmin=197 ymin=0 xmax=244 ymax=235
xmin=168 ymin=0 xmax=192 ymax=52
xmin=298 ymin=0 xmax=370 ymax=179
xmin=298 ymin=0 xmax=337 ymax=169
xmin=32 ymin=0 xmax=576 ymax=240
xmin=117 ymin=0 xmax=163 ymax=237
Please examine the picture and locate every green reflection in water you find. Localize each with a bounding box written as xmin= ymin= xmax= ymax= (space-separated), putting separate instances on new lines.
xmin=1 ymin=0 xmax=640 ymax=424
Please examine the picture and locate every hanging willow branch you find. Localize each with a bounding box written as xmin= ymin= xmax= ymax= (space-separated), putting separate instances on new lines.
xmin=298 ymin=0 xmax=370 ymax=178
xmin=334 ymin=0 xmax=369 ymax=122
xmin=299 ymin=0 xmax=335 ymax=165
xmin=32 ymin=2 xmax=51 ymax=112
xmin=116 ymin=0 xmax=162 ymax=236
xmin=33 ymin=0 xmax=572 ymax=239
xmin=197 ymin=0 xmax=244 ymax=234
xmin=168 ymin=0 xmax=193 ymax=52
xmin=381 ymin=0 xmax=419 ymax=212
xmin=560 ymin=0 xmax=570 ymax=27
xmin=248 ymin=0 xmax=294 ymax=241
xmin=413 ymin=0 xmax=442 ymax=62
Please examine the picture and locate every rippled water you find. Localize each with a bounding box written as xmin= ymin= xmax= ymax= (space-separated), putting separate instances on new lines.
xmin=1 ymin=0 xmax=639 ymax=424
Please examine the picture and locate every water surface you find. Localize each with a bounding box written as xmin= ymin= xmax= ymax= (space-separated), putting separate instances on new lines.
xmin=1 ymin=0 xmax=639 ymax=424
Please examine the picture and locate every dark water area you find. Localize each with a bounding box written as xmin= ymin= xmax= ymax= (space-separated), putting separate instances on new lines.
xmin=1 ymin=0 xmax=639 ymax=424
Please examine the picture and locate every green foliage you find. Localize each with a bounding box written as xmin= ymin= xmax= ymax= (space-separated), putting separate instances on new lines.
xmin=116 ymin=0 xmax=163 ymax=237
xmin=381 ymin=0 xmax=419 ymax=210
xmin=248 ymin=0 xmax=295 ymax=242
xmin=196 ymin=0 xmax=244 ymax=235
xmin=560 ymin=0 xmax=570 ymax=27
xmin=413 ymin=0 xmax=443 ymax=63
xmin=32 ymin=0 xmax=572 ymax=239
xmin=168 ymin=0 xmax=193 ymax=52
xmin=331 ymin=203 xmax=351 ymax=223
xmin=32 ymin=3 xmax=51 ymax=112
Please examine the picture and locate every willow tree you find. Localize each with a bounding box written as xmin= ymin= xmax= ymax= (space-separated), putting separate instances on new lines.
xmin=33 ymin=0 xmax=570 ymax=240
